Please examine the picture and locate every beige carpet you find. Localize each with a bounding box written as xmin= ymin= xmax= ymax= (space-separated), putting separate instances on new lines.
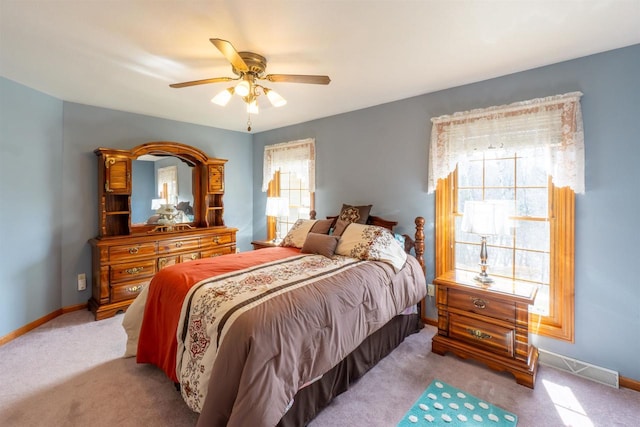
xmin=1 ymin=310 xmax=638 ymax=426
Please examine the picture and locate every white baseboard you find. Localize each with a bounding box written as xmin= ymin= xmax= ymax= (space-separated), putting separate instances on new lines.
xmin=538 ymin=349 xmax=619 ymax=388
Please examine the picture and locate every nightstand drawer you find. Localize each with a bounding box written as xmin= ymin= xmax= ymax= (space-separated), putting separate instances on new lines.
xmin=448 ymin=289 xmax=515 ymax=322
xmin=449 ymin=313 xmax=514 ymax=357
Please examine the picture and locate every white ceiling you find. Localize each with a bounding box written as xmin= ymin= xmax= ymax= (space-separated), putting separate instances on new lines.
xmin=1 ymin=1 xmax=639 ymax=133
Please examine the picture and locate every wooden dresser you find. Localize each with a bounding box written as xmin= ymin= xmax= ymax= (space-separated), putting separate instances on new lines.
xmin=89 ymin=141 xmax=237 ymax=320
xmin=432 ymin=270 xmax=539 ymax=388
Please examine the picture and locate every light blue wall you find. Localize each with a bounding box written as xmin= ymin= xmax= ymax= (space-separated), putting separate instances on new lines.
xmin=0 ymin=78 xmax=63 ymax=334
xmin=253 ymin=45 xmax=640 ymax=380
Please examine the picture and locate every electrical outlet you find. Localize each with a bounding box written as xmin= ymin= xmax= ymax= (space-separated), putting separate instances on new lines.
xmin=77 ymin=273 xmax=87 ymax=291
xmin=427 ymin=283 xmax=435 ymax=297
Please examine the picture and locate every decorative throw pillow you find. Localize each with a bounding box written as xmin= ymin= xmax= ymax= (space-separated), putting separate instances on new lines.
xmin=309 ymin=219 xmax=333 ymax=235
xmin=339 ymin=204 xmax=372 ymax=224
xmin=335 ymin=223 xmax=407 ymax=271
xmin=280 ymin=219 xmax=327 ymax=248
xmin=301 ymin=233 xmax=339 ymax=258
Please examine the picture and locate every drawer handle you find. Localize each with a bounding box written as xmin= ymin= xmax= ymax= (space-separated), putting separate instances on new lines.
xmin=467 ymin=329 xmax=492 ymax=340
xmin=158 ymin=258 xmax=168 ymax=268
xmin=128 ymin=247 xmax=139 ymax=255
xmin=213 ymin=236 xmax=220 ymax=244
xmin=126 ymin=285 xmax=143 ymax=293
xmin=175 ymin=241 xmax=183 ymax=248
xmin=210 ymin=253 xmax=222 ymax=257
xmin=190 ymin=254 xmax=198 ymax=260
xmin=125 ymin=267 xmax=144 ymax=275
xmin=471 ymin=298 xmax=487 ymax=309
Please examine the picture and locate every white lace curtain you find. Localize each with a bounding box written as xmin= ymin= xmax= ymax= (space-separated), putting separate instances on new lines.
xmin=262 ymin=138 xmax=316 ymax=192
xmin=428 ymin=92 xmax=585 ymax=194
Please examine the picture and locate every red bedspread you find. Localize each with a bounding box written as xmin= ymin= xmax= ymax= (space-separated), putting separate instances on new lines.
xmin=136 ymin=247 xmax=301 ymax=382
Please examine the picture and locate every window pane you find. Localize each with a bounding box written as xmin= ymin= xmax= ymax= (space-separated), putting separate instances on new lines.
xmin=515 ymin=250 xmax=549 ymax=283
xmin=515 ymin=220 xmax=550 ymax=252
xmin=458 ymin=160 xmax=483 ymax=187
xmin=516 ymin=188 xmax=548 ymax=217
xmin=485 ymin=158 xmax=514 ymax=187
xmin=517 ymin=156 xmax=548 ymax=187
xmin=487 ymin=245 xmax=514 ymax=277
xmin=484 ymin=188 xmax=515 ymax=202
xmin=457 ymin=189 xmax=482 ymax=212
xmin=455 ymin=242 xmax=478 ymax=272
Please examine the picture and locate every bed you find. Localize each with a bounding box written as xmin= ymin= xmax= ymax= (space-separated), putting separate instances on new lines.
xmin=122 ymin=211 xmax=427 ymax=427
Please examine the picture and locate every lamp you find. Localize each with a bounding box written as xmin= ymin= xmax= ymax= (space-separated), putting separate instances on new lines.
xmin=461 ymin=200 xmax=511 ymax=284
xmin=265 ymin=197 xmax=289 ymax=242
xmin=151 ymin=198 xmax=165 ymax=211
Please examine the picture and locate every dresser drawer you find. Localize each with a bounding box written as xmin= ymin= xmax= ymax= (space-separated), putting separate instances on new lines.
xmin=158 ymin=237 xmax=200 ymax=254
xmin=448 ymin=289 xmax=515 ymax=322
xmin=204 ymin=233 xmax=234 ymax=247
xmin=110 ymin=259 xmax=156 ymax=283
xmin=109 ymin=242 xmax=156 ymax=262
xmin=111 ymin=279 xmax=150 ymax=302
xmin=157 ymin=255 xmax=179 ymax=270
xmin=449 ymin=313 xmax=514 ymax=357
xmin=180 ymin=252 xmax=201 ymax=262
xmin=201 ymin=245 xmax=235 ymax=258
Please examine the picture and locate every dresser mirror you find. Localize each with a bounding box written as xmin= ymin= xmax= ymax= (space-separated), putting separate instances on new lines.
xmin=130 ymin=156 xmax=195 ymax=228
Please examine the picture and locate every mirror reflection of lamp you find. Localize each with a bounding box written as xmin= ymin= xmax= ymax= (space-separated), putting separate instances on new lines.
xmin=265 ymin=197 xmax=290 ymax=243
xmin=461 ymin=200 xmax=511 ymax=284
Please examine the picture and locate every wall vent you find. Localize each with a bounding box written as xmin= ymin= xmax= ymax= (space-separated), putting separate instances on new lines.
xmin=539 ymin=349 xmax=619 ymax=388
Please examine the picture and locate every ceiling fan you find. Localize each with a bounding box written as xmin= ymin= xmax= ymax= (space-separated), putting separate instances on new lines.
xmin=170 ymin=38 xmax=331 ymax=131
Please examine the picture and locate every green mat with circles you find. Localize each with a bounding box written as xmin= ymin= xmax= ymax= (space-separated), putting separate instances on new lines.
xmin=397 ymin=379 xmax=517 ymax=426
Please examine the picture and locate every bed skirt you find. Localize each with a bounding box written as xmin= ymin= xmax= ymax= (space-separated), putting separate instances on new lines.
xmin=276 ymin=313 xmax=423 ymax=426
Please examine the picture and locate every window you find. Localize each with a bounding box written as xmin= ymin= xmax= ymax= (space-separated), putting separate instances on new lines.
xmin=263 ymin=139 xmax=315 ymax=240
xmin=157 ymin=166 xmax=178 ymax=205
xmin=429 ymin=93 xmax=584 ymax=342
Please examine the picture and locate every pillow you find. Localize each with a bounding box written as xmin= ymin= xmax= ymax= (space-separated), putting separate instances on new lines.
xmin=335 ymin=223 xmax=408 ymax=271
xmin=301 ymin=233 xmax=339 ymax=258
xmin=331 ymin=203 xmax=373 ymax=236
xmin=339 ymin=204 xmax=372 ymax=225
xmin=309 ymin=219 xmax=333 ymax=234
xmin=280 ymin=219 xmax=328 ymax=248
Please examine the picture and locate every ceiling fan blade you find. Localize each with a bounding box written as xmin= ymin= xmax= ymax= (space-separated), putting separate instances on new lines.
xmin=169 ymin=77 xmax=234 ymax=88
xmin=210 ymin=38 xmax=249 ymax=72
xmin=264 ymin=74 xmax=331 ymax=85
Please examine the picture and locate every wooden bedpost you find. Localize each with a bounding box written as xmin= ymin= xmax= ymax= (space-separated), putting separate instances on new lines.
xmin=414 ymin=217 xmax=425 ymax=273
xmin=309 ymin=210 xmax=316 ymax=220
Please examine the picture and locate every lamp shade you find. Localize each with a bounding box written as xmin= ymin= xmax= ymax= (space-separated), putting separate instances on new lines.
xmin=211 ymin=88 xmax=233 ymax=106
xmin=265 ymin=88 xmax=287 ymax=107
xmin=266 ymin=197 xmax=289 ymax=217
xmin=461 ymin=200 xmax=511 ymax=236
xmin=151 ymin=198 xmax=165 ymax=210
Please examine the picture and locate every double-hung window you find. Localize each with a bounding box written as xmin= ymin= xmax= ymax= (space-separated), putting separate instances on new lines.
xmin=429 ymin=93 xmax=584 ymax=341
xmin=262 ymin=138 xmax=315 ymax=240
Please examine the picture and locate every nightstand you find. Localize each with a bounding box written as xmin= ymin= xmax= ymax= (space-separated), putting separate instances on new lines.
xmin=251 ymin=239 xmax=278 ymax=250
xmin=432 ymin=270 xmax=539 ymax=388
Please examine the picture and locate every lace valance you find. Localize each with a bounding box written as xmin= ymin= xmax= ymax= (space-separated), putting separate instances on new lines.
xmin=428 ymin=92 xmax=584 ymax=194
xmin=262 ymin=138 xmax=316 ymax=192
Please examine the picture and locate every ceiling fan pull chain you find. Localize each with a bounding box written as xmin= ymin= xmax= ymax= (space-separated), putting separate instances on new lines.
xmin=247 ymin=114 xmax=252 ymax=132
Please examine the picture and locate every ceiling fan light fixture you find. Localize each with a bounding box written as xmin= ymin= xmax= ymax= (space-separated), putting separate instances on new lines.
xmin=247 ymin=99 xmax=259 ymax=114
xmin=235 ymin=80 xmax=251 ymax=97
xmin=211 ymin=87 xmax=234 ymax=106
xmin=264 ymin=88 xmax=287 ymax=107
